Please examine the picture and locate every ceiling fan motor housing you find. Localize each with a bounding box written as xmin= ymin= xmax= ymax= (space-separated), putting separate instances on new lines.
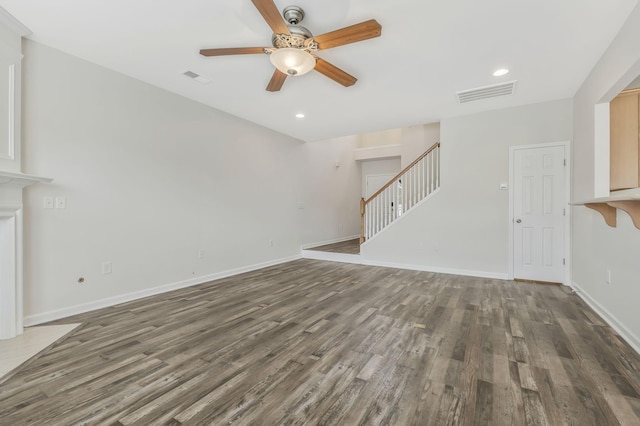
xmin=283 ymin=6 xmax=304 ymax=24
xmin=271 ymin=25 xmax=313 ymax=47
xmin=271 ymin=6 xmax=313 ymax=47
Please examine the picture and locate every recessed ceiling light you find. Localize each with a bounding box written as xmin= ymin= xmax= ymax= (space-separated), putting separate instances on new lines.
xmin=493 ymin=68 xmax=509 ymax=77
xmin=295 ymin=113 xmax=305 ymax=118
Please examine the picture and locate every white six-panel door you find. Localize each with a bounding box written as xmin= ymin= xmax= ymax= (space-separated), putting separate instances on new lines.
xmin=513 ymin=145 xmax=566 ymax=283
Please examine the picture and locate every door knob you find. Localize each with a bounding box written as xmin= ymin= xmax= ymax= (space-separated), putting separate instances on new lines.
xmin=516 ymin=219 xmax=522 ymax=223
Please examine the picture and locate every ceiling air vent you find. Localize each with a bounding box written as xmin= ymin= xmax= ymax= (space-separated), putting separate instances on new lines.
xmin=457 ymin=80 xmax=517 ymax=104
xmin=182 ymin=70 xmax=210 ymax=84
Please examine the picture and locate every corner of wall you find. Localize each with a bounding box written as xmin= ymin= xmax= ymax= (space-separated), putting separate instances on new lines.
xmin=570 ymin=280 xmax=640 ymax=354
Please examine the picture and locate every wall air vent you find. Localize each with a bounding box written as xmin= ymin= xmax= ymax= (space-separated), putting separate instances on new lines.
xmin=182 ymin=70 xmax=210 ymax=84
xmin=457 ymin=80 xmax=517 ymax=104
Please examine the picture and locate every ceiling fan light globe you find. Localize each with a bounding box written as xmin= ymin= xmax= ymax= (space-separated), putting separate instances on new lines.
xmin=270 ymin=48 xmax=316 ymax=77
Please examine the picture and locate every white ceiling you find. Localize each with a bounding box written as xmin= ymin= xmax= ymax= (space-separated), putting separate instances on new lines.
xmin=1 ymin=0 xmax=638 ymax=141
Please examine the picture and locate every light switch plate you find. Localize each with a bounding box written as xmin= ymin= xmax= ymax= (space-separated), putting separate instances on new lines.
xmin=55 ymin=197 xmax=66 ymax=209
xmin=43 ymin=196 xmax=54 ymax=209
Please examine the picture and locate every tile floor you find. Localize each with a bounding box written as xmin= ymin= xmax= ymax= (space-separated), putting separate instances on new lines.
xmin=0 ymin=324 xmax=80 ymax=381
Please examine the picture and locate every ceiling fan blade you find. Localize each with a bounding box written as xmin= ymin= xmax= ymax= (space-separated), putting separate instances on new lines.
xmin=251 ymin=0 xmax=291 ymax=35
xmin=199 ymin=47 xmax=266 ymax=57
xmin=314 ymin=58 xmax=357 ymax=87
xmin=266 ymin=69 xmax=287 ymax=92
xmin=314 ymin=19 xmax=382 ymax=50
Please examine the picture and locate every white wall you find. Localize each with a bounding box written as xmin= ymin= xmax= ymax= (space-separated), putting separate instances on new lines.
xmin=571 ymin=2 xmax=640 ymax=350
xmin=361 ymin=99 xmax=572 ymax=278
xmin=300 ymin=135 xmax=362 ymax=245
xmin=358 ymin=128 xmax=401 ymax=148
xmin=21 ymin=41 xmax=359 ymax=323
xmin=400 ymin=123 xmax=440 ymax=169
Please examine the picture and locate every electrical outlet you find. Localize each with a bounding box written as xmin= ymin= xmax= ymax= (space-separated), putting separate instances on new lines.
xmin=198 ymin=249 xmax=205 ymax=259
xmin=606 ymin=269 xmax=612 ymax=285
xmin=102 ymin=261 xmax=112 ymax=275
xmin=55 ymin=197 xmax=66 ymax=209
xmin=43 ymin=196 xmax=54 ymax=209
xmin=269 ymin=239 xmax=274 ymax=248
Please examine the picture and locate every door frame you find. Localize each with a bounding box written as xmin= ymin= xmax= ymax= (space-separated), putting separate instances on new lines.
xmin=508 ymin=141 xmax=571 ymax=285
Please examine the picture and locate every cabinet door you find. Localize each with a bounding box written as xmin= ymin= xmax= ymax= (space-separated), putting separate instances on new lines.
xmin=610 ymin=92 xmax=639 ymax=190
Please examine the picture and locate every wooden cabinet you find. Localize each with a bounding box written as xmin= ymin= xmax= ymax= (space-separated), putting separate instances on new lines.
xmin=610 ymin=89 xmax=640 ymax=190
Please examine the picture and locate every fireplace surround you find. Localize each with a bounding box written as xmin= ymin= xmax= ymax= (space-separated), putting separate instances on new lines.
xmin=0 ymin=171 xmax=51 ymax=339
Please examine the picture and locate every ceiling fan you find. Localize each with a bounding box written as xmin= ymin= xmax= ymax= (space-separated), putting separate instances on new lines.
xmin=199 ymin=0 xmax=382 ymax=92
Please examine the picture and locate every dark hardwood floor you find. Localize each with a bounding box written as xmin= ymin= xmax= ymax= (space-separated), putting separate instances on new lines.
xmin=306 ymin=239 xmax=360 ymax=255
xmin=1 ymin=259 xmax=639 ymax=425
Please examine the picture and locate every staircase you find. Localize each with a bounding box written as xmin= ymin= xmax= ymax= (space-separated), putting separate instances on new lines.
xmin=360 ymin=142 xmax=440 ymax=243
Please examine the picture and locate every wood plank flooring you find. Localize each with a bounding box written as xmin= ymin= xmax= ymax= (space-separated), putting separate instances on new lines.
xmin=306 ymin=239 xmax=360 ymax=254
xmin=1 ymin=259 xmax=639 ymax=425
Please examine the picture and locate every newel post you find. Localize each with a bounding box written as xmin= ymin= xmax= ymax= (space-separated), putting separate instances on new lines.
xmin=360 ymin=197 xmax=365 ymax=244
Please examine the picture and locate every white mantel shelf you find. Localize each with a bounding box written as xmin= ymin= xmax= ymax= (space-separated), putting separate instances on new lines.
xmin=571 ymin=191 xmax=640 ymax=229
xmin=0 ymin=170 xmax=52 ymax=188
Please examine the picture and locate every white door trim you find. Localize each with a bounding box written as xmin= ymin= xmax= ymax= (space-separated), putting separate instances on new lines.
xmin=508 ymin=141 xmax=571 ymax=285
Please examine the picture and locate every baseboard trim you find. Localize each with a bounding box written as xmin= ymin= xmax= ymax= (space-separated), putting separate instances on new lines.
xmin=300 ymin=234 xmax=359 ymax=250
xmin=570 ymin=281 xmax=640 ymax=354
xmin=362 ymin=258 xmax=509 ymax=280
xmin=301 ymin=250 xmax=362 ymax=264
xmin=23 ymin=254 xmax=302 ymax=327
xmin=301 ymin=249 xmax=508 ymax=280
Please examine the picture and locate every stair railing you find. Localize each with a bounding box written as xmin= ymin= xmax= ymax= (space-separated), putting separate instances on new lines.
xmin=360 ymin=142 xmax=440 ymax=244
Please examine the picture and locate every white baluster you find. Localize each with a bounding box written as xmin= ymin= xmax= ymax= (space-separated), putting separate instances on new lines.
xmin=388 ymin=188 xmax=392 ymax=228
xmin=383 ymin=188 xmax=387 ymax=228
xmin=417 ymin=163 xmax=420 ymax=203
xmin=403 ymin=172 xmax=407 ymax=213
xmin=427 ymin=153 xmax=432 ymax=194
xmin=424 ymin=157 xmax=428 ymax=198
xmin=387 ymin=187 xmax=392 ymax=226
xmin=413 ymin=165 xmax=418 ymax=206
xmin=368 ymin=201 xmax=372 ymax=239
xmin=436 ymin=147 xmax=440 ymax=189
xmin=393 ymin=181 xmax=398 ymax=220
xmin=385 ymin=187 xmax=389 ymax=228
xmin=375 ymin=197 xmax=380 ymax=235
xmin=409 ymin=171 xmax=412 ymax=210
xmin=432 ymin=151 xmax=436 ymax=192
xmin=366 ymin=204 xmax=370 ymax=239
xmin=378 ymin=191 xmax=381 ymax=233
xmin=385 ymin=188 xmax=389 ymax=227
xmin=411 ymin=166 xmax=416 ymax=208
xmin=372 ymin=197 xmax=376 ymax=237
xmin=378 ymin=195 xmax=382 ymax=233
xmin=394 ymin=181 xmax=398 ymax=218
xmin=420 ymin=158 xmax=424 ymax=199
xmin=390 ymin=183 xmax=394 ymax=223
xmin=407 ymin=169 xmax=411 ymax=210
xmin=420 ymin=160 xmax=424 ymax=200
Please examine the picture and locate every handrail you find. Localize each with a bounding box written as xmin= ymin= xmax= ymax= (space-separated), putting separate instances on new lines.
xmin=360 ymin=141 xmax=441 ymax=244
xmin=363 ymin=142 xmax=440 ymax=205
